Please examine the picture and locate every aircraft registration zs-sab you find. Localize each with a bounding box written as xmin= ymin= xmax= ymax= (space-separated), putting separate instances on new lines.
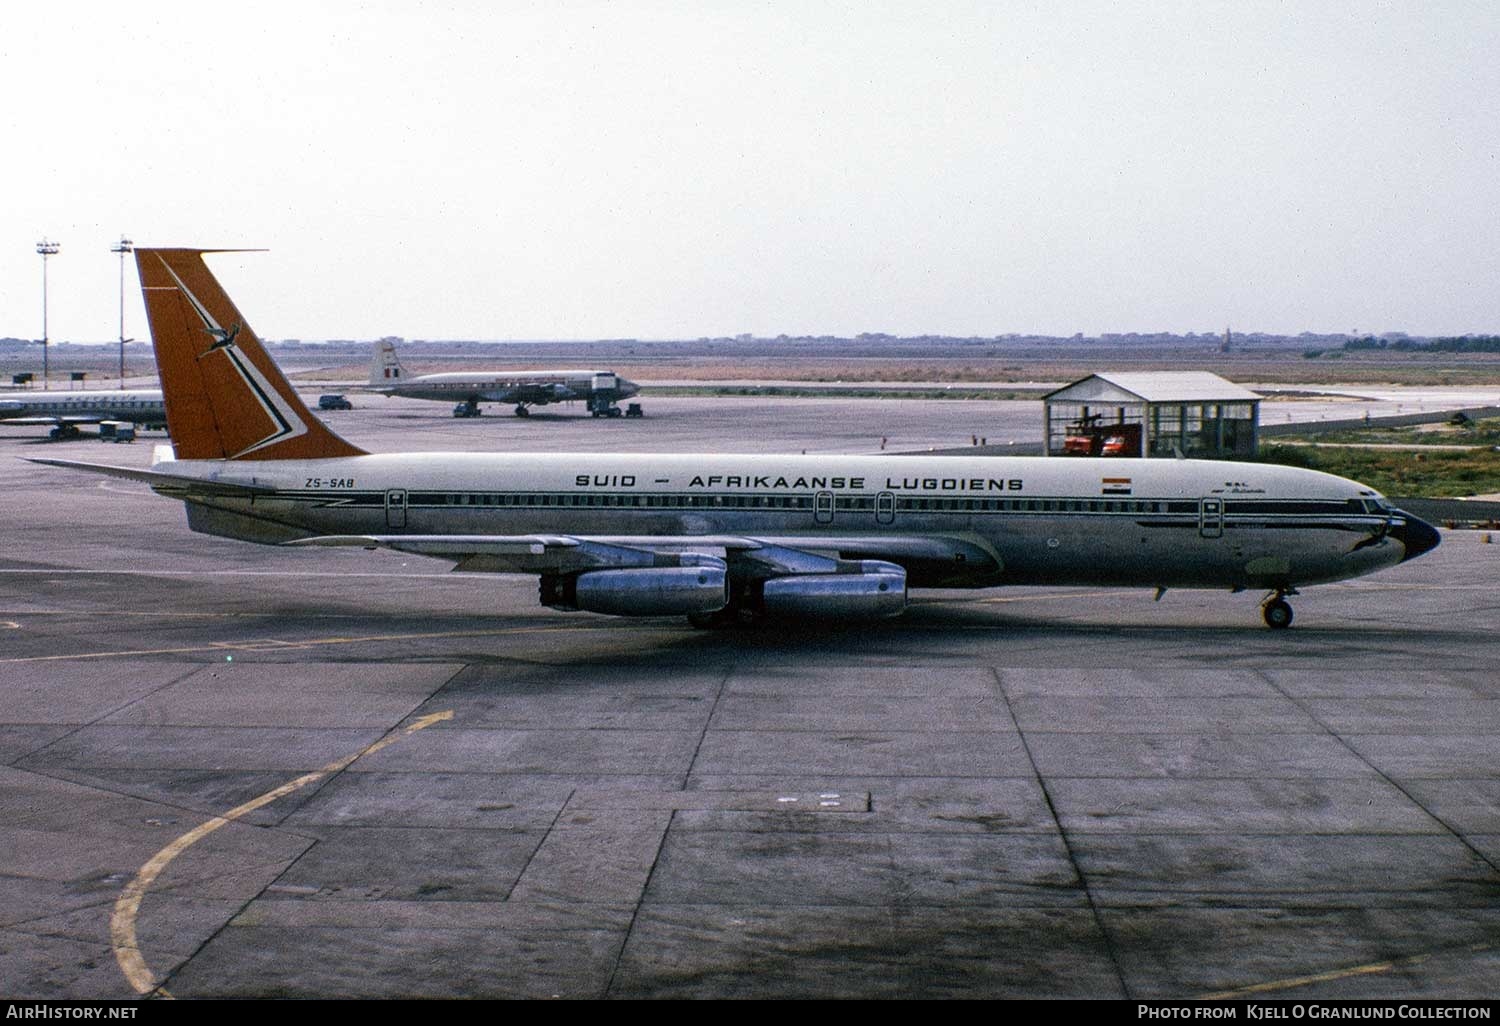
xmin=32 ymin=249 xmax=1440 ymax=630
xmin=369 ymin=338 xmax=640 ymax=419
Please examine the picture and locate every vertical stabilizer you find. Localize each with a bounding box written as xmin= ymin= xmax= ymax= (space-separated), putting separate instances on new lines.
xmin=136 ymin=249 xmax=366 ymax=461
xmin=370 ymin=339 xmax=404 ymax=386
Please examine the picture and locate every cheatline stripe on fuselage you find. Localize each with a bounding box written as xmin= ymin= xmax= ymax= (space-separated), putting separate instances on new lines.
xmin=182 ymin=485 xmax=1394 ymax=530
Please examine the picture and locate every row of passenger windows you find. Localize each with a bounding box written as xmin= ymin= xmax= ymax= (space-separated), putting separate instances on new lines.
xmin=29 ymin=399 xmax=158 ymax=410
xmin=411 ymin=492 xmax=815 ymax=510
xmin=402 ymin=492 xmax=1198 ymax=514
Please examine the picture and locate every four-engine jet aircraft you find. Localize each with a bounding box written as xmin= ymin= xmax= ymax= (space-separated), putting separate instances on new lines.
xmin=0 ymin=388 xmax=166 ymax=439
xmin=368 ymin=339 xmax=639 ymax=418
xmin=32 ymin=249 xmax=1440 ymax=629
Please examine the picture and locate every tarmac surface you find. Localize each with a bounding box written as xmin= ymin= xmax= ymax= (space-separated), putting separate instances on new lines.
xmin=2 ymin=395 xmax=1498 ymax=999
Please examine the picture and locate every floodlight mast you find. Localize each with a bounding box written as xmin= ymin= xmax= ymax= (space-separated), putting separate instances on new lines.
xmin=111 ymin=236 xmax=134 ymax=381
xmin=36 ymin=238 xmax=60 ymax=390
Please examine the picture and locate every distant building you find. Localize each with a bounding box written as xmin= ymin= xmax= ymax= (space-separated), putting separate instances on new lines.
xmin=1042 ymin=371 xmax=1261 ymax=459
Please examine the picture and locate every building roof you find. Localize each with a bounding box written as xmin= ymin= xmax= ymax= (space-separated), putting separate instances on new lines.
xmin=1043 ymin=371 xmax=1261 ymax=405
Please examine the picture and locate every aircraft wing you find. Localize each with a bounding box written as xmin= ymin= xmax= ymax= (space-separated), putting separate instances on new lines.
xmin=288 ymin=532 xmax=1002 ymax=581
xmin=23 ymin=457 xmax=276 ymax=498
xmin=2 ymin=413 xmax=130 ymax=426
xmin=483 ymin=383 xmax=575 ymax=404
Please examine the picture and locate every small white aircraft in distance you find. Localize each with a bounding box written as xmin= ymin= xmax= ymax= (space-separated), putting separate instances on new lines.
xmin=0 ymin=388 xmax=166 ymax=439
xmin=368 ymin=339 xmax=640 ymax=419
xmin=32 ymin=249 xmax=1439 ymax=629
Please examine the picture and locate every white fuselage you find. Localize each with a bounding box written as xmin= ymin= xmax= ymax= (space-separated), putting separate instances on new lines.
xmin=159 ymin=451 xmax=1411 ymax=592
xmin=371 ymin=370 xmax=638 ymax=406
xmin=0 ymin=389 xmax=167 ymax=426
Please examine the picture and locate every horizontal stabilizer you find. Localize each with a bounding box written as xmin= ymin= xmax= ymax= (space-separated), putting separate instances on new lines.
xmin=25 ymin=457 xmax=275 ymax=497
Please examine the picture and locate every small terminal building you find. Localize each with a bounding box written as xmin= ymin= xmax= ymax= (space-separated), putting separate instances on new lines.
xmin=1042 ymin=372 xmax=1261 ymax=459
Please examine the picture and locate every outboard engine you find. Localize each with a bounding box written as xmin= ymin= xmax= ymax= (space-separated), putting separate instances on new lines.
xmin=541 ymin=556 xmax=728 ymax=617
xmin=759 ymin=560 xmax=907 ymax=619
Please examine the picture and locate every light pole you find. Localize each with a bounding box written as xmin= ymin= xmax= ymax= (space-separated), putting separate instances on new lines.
xmin=36 ymin=238 xmax=60 ymax=390
xmin=110 ymin=236 xmax=133 ymax=382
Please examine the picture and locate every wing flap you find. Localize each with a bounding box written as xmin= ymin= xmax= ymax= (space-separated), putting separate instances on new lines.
xmin=288 ymin=534 xmax=729 ymax=574
xmin=287 ymin=532 xmax=1001 ymax=580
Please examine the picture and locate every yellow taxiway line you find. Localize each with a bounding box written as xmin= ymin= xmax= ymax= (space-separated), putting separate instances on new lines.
xmin=110 ymin=709 xmax=454 ymax=998
xmin=0 ymin=623 xmax=628 ymax=664
xmin=1199 ymin=942 xmax=1492 ymax=999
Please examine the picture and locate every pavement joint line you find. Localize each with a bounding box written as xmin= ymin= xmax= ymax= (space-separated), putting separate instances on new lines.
xmin=110 ymin=709 xmax=454 ymax=998
xmin=507 ymin=786 xmax=578 ymax=903
xmin=0 ymin=610 xmax=471 ymax=619
xmin=680 ymin=668 xmax=734 ymax=789
xmin=1199 ymin=942 xmax=1492 ymax=999
xmin=598 ymin=668 xmax=736 ymax=994
xmin=0 ymin=623 xmax=670 ymax=663
xmin=149 ymin=669 xmax=472 ymax=994
xmin=975 ymin=589 xmax=1121 ymax=604
xmin=990 ymin=665 xmax=1132 ymax=998
xmin=0 ymin=569 xmax=476 ymax=579
xmin=1256 ymin=668 xmax=1500 ymax=880
xmin=4 ymin=666 xmax=207 ymax=815
xmin=605 ymin=806 xmax=676 ymax=999
xmin=0 ymin=610 xmax=1293 ymax=665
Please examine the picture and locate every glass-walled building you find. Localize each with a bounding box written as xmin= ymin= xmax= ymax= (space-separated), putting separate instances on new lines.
xmin=1042 ymin=372 xmax=1261 ymax=458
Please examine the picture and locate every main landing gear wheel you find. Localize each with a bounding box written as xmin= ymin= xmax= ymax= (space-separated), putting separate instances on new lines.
xmin=687 ymin=603 xmax=765 ymax=629
xmin=1262 ymin=597 xmax=1294 ymax=630
xmin=514 ymin=405 xmax=529 ymax=417
xmin=687 ymin=607 xmax=739 ymax=629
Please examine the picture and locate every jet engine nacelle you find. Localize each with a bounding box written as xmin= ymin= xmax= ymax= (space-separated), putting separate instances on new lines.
xmin=542 ymin=558 xmax=729 ymax=617
xmin=760 ymin=560 xmax=907 ymax=619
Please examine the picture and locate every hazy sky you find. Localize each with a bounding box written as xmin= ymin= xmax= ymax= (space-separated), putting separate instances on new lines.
xmin=3 ymin=1 xmax=1497 ymax=342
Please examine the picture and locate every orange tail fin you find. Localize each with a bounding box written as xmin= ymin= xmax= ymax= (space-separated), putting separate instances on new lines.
xmin=136 ymin=248 xmax=366 ymax=461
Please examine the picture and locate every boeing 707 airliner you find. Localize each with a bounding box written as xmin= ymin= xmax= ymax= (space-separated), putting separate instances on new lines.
xmin=32 ymin=249 xmax=1439 ymax=629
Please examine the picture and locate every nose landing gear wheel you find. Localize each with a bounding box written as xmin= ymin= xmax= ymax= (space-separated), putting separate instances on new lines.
xmin=1262 ymin=597 xmax=1294 ymax=629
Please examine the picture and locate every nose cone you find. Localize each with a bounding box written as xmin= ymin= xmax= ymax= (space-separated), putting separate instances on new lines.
xmin=1391 ymin=510 xmax=1441 ymax=563
xmin=619 ymin=377 xmax=640 ymax=398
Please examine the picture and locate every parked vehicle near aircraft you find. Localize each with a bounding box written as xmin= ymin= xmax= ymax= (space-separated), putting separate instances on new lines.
xmin=1062 ymin=414 xmax=1141 ymax=457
